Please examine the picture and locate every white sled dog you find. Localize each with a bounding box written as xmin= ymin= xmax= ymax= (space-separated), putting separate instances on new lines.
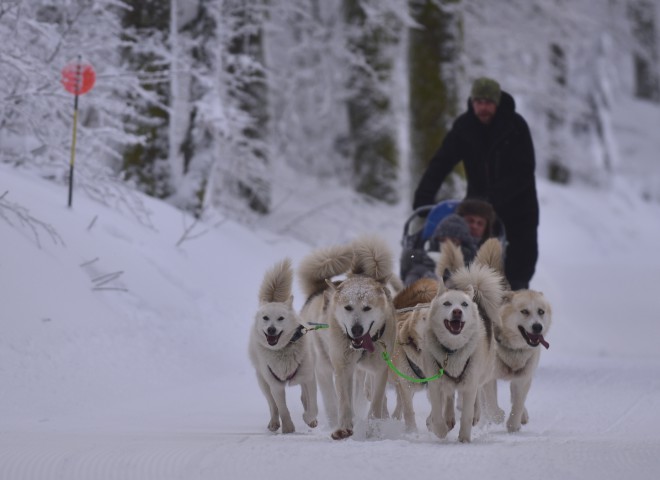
xmin=299 ymin=235 xmax=396 ymax=440
xmin=483 ymin=289 xmax=552 ymax=432
xmin=248 ymin=258 xmax=318 ymax=434
xmin=421 ymin=258 xmax=504 ymax=443
xmin=388 ymin=239 xmax=504 ymax=433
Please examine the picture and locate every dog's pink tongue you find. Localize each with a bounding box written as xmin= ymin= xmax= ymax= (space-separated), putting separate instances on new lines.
xmin=361 ymin=333 xmax=375 ymax=353
xmin=539 ymin=335 xmax=550 ymax=349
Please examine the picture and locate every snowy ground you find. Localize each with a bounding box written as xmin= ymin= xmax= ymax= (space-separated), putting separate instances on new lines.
xmin=2 ymin=164 xmax=660 ymax=480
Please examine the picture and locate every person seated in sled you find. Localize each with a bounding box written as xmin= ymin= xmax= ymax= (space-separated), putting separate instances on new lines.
xmin=430 ymin=213 xmax=477 ymax=263
xmin=456 ymin=198 xmax=498 ymax=246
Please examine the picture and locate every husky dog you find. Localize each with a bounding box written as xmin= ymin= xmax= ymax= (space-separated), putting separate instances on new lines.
xmin=389 ymin=240 xmax=505 ymax=433
xmin=389 ymin=277 xmax=438 ymax=432
xmin=299 ymin=236 xmax=396 ymax=440
xmin=298 ymin=244 xmax=354 ymax=429
xmin=248 ymin=258 xmax=318 ymax=434
xmin=483 ymin=289 xmax=552 ymax=432
xmin=421 ymin=262 xmax=504 ymax=443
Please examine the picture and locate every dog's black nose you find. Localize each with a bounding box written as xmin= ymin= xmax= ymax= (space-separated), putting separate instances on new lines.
xmin=532 ymin=323 xmax=543 ymax=334
xmin=452 ymin=309 xmax=463 ymax=318
xmin=267 ymin=326 xmax=277 ymax=336
xmin=351 ymin=324 xmax=364 ymax=338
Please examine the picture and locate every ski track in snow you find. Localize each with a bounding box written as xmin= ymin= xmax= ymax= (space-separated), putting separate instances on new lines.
xmin=2 ymin=359 xmax=660 ymax=480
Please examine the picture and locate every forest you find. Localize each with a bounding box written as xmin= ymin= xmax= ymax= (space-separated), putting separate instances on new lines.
xmin=1 ymin=0 xmax=658 ymax=224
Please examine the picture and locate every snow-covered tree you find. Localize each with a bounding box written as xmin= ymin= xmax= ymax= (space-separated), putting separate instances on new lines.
xmin=0 ymin=1 xmax=137 ymax=180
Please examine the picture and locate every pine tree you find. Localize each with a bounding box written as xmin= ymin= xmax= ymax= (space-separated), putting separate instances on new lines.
xmin=343 ymin=0 xmax=403 ymax=204
xmin=119 ymin=0 xmax=173 ymax=199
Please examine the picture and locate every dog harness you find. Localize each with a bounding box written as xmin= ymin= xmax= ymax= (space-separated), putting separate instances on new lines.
xmin=436 ymin=356 xmax=471 ymax=384
xmin=268 ymin=365 xmax=299 ymax=383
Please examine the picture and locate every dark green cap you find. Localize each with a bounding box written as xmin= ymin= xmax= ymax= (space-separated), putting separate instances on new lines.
xmin=471 ymin=77 xmax=501 ymax=105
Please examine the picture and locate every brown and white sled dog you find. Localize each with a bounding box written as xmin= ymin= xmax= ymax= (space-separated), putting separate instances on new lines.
xmin=421 ymin=260 xmax=504 ymax=443
xmin=248 ymin=258 xmax=318 ymax=434
xmin=482 ymin=289 xmax=552 ymax=432
xmin=298 ymin=243 xmax=353 ymax=430
xmin=389 ymin=277 xmax=438 ymax=432
xmin=299 ymin=235 xmax=396 ymax=440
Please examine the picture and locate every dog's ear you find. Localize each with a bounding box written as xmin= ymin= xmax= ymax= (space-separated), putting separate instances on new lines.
xmin=325 ymin=279 xmax=338 ymax=291
xmin=501 ymin=291 xmax=514 ymax=304
xmin=441 ymin=268 xmax=452 ymax=284
xmin=286 ymin=295 xmax=294 ymax=308
xmin=434 ymin=276 xmax=448 ymax=298
xmin=465 ymin=284 xmax=475 ymax=300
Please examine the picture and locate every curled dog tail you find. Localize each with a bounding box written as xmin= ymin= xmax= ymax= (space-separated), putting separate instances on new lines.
xmin=259 ymin=258 xmax=294 ymax=305
xmin=298 ymin=244 xmax=353 ymax=298
xmin=450 ymin=263 xmax=505 ymax=342
xmin=350 ymin=234 xmax=393 ymax=284
xmin=435 ymin=240 xmax=465 ymax=281
xmin=475 ymin=238 xmax=505 ymax=278
xmin=393 ymin=277 xmax=438 ymax=310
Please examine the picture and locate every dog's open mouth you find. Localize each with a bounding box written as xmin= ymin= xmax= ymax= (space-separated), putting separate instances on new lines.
xmin=351 ymin=333 xmax=375 ymax=353
xmin=266 ymin=331 xmax=283 ymax=346
xmin=518 ymin=326 xmax=550 ymax=349
xmin=444 ymin=318 xmax=465 ymax=335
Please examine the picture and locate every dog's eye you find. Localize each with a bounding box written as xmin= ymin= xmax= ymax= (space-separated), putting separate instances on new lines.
xmin=263 ymin=316 xmax=269 ymax=321
xmin=443 ymin=301 xmax=451 ymax=306
xmin=521 ymin=309 xmax=530 ymax=316
xmin=363 ymin=306 xmax=371 ymax=312
xmin=461 ymin=301 xmax=468 ymax=307
xmin=277 ymin=316 xmax=284 ymax=321
xmin=345 ymin=305 xmax=353 ymax=312
xmin=537 ymin=309 xmax=545 ymax=316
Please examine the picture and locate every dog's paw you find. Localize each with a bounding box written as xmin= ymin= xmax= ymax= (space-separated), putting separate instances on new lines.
xmin=458 ymin=432 xmax=472 ymax=443
xmin=331 ymin=428 xmax=353 ymax=440
xmin=506 ymin=418 xmax=521 ymax=433
xmin=429 ymin=418 xmax=449 ymax=439
xmin=445 ymin=417 xmax=456 ymax=431
xmin=282 ymin=421 xmax=295 ymax=434
xmin=392 ymin=405 xmax=403 ymax=420
xmin=404 ymin=415 xmax=418 ymax=433
xmin=303 ymin=411 xmax=318 ymax=428
xmin=490 ymin=408 xmax=505 ymax=424
xmin=521 ymin=407 xmax=529 ymax=425
xmin=268 ymin=420 xmax=280 ymax=432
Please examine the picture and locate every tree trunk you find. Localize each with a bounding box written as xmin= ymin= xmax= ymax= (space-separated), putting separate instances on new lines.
xmin=408 ymin=0 xmax=461 ymax=198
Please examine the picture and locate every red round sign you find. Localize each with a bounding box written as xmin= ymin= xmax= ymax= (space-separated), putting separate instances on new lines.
xmin=61 ymin=61 xmax=96 ymax=95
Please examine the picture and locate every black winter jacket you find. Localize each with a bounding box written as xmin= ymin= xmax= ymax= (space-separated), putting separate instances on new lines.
xmin=413 ymin=92 xmax=539 ymax=228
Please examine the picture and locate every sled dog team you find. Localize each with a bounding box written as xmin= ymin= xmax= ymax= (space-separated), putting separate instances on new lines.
xmin=248 ymin=235 xmax=552 ymax=442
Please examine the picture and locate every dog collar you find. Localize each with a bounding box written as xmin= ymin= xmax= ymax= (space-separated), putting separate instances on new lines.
xmin=439 ymin=343 xmax=457 ymax=355
xmin=494 ymin=334 xmax=527 ymax=355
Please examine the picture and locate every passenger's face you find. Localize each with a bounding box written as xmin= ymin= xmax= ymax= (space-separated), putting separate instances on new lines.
xmin=471 ymin=99 xmax=497 ymax=124
xmin=463 ymin=214 xmax=487 ymax=239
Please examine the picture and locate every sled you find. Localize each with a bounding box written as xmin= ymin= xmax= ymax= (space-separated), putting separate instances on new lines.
xmin=399 ymin=199 xmax=506 ymax=282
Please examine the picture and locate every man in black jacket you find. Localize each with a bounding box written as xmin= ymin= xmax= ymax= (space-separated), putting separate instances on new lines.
xmin=413 ymin=77 xmax=539 ymax=290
